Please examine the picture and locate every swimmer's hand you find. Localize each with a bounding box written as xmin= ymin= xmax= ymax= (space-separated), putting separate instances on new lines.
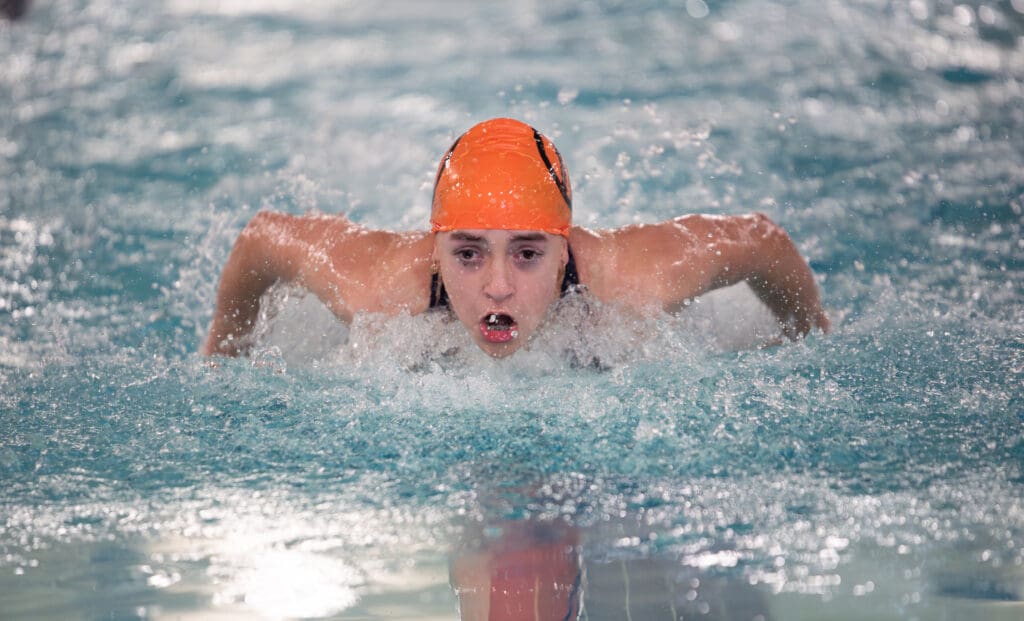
xmin=777 ymin=304 xmax=830 ymax=340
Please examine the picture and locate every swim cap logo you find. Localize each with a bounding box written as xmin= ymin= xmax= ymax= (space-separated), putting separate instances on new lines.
xmin=431 ymin=118 xmax=572 ymax=237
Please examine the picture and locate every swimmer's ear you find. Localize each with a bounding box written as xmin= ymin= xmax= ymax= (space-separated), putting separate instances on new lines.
xmin=560 ymin=237 xmax=569 ymax=267
xmin=430 ymin=235 xmax=441 ymax=265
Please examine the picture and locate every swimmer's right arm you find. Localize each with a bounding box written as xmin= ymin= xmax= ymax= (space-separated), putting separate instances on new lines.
xmin=201 ymin=211 xmax=351 ymax=356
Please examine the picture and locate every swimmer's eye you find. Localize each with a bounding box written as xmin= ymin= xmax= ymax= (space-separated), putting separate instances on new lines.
xmin=453 ymin=248 xmax=482 ymax=265
xmin=514 ymin=248 xmax=544 ymax=264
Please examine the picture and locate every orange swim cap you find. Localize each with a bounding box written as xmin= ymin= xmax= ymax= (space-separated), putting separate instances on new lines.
xmin=431 ymin=118 xmax=572 ymax=237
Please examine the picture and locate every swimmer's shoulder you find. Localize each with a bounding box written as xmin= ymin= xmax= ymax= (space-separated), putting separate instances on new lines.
xmin=332 ymin=228 xmax=433 ymax=315
xmin=243 ymin=210 xmax=433 ymax=314
xmin=568 ymin=225 xmax=634 ymax=304
xmin=244 ymin=210 xmax=428 ymax=255
xmin=245 ymin=210 xmax=362 ymax=241
xmin=567 ymin=218 xmax=713 ymax=311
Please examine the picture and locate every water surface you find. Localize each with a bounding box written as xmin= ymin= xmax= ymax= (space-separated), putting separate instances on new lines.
xmin=2 ymin=1 xmax=1023 ymax=619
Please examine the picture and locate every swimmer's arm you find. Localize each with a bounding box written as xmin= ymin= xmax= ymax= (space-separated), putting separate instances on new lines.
xmin=201 ymin=211 xmax=351 ymax=356
xmin=667 ymin=213 xmax=830 ymax=339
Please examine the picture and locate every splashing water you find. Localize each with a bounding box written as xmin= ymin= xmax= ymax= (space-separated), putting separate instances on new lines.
xmin=2 ymin=0 xmax=1023 ymax=619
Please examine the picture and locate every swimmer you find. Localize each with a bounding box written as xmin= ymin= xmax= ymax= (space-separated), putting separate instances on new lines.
xmin=201 ymin=117 xmax=829 ymax=358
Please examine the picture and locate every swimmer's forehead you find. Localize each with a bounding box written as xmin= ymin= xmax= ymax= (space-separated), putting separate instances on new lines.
xmin=439 ymin=230 xmax=556 ymax=243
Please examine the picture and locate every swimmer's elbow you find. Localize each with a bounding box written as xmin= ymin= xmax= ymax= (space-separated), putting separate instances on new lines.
xmin=748 ymin=212 xmax=786 ymax=240
xmin=241 ymin=209 xmax=284 ymax=241
xmin=743 ymin=212 xmax=800 ymax=266
xmin=232 ymin=211 xmax=300 ymax=280
xmin=701 ymin=213 xmax=794 ymax=291
xmin=230 ymin=211 xmax=272 ymax=260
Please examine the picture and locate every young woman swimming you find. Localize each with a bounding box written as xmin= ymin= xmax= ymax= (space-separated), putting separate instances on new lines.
xmin=201 ymin=117 xmax=828 ymax=358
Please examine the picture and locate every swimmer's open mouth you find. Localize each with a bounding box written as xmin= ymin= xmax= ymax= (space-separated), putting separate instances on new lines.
xmin=480 ymin=313 xmax=518 ymax=343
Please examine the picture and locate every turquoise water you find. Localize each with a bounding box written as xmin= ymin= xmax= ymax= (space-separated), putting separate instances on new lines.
xmin=2 ymin=0 xmax=1023 ymax=619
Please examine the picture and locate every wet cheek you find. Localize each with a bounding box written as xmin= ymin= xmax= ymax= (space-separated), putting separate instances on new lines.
xmin=449 ymin=297 xmax=478 ymax=327
xmin=532 ymin=274 xmax=563 ymax=304
xmin=446 ymin=288 xmax=481 ymax=334
xmin=520 ymin=287 xmax=558 ymax=328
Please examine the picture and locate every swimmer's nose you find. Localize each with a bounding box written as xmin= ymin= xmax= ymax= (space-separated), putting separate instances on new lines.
xmin=483 ymin=259 xmax=515 ymax=302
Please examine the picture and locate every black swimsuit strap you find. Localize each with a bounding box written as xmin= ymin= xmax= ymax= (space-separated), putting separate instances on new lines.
xmin=561 ymin=245 xmax=580 ymax=292
xmin=429 ymin=245 xmax=579 ymax=310
xmin=429 ymin=266 xmax=449 ymax=308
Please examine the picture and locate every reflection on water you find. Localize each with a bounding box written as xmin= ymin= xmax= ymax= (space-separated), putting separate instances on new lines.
xmin=451 ymin=521 xmax=582 ymax=621
xmin=3 ymin=475 xmax=1024 ymax=620
xmin=450 ymin=519 xmax=773 ymax=621
xmin=0 ymin=516 xmax=778 ymax=621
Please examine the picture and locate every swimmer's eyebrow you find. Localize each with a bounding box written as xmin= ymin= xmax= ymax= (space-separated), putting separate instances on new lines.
xmin=509 ymin=233 xmax=548 ymax=243
xmin=446 ymin=232 xmax=549 ymax=243
xmin=448 ymin=232 xmax=485 ymax=242
xmin=444 ymin=232 xmax=548 ymax=244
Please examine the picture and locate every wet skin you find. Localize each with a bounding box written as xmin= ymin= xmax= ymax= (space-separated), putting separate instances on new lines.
xmin=432 ymin=230 xmax=569 ymax=358
xmin=201 ymin=212 xmax=828 ymax=358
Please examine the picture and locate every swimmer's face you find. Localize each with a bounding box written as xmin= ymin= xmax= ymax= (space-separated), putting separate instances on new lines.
xmin=433 ymin=230 xmax=569 ymax=358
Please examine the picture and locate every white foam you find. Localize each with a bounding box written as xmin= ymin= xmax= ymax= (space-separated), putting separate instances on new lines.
xmin=250 ymin=280 xmax=784 ymax=376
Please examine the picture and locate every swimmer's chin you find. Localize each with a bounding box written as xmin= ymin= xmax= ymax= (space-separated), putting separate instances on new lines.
xmin=476 ymin=340 xmax=522 ymax=358
xmin=473 ymin=331 xmax=527 ymax=358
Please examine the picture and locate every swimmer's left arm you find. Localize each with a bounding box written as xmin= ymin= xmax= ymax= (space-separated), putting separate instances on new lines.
xmin=658 ymin=213 xmax=829 ymax=338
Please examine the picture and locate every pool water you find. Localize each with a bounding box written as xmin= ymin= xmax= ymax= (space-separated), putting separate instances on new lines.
xmin=2 ymin=0 xmax=1023 ymax=619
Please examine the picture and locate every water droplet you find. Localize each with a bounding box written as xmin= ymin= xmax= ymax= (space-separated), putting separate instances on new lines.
xmin=685 ymin=0 xmax=709 ymax=19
